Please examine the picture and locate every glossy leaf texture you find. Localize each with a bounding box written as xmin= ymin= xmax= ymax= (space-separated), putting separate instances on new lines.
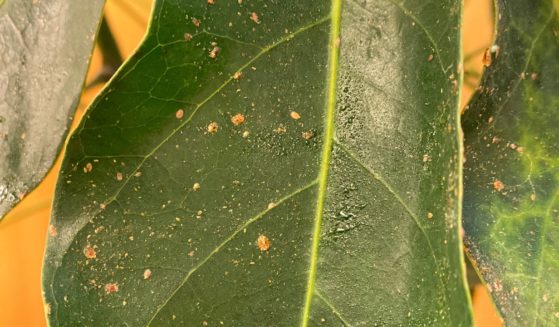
xmin=44 ymin=0 xmax=472 ymax=325
xmin=0 ymin=0 xmax=104 ymax=218
xmin=462 ymin=0 xmax=559 ymax=324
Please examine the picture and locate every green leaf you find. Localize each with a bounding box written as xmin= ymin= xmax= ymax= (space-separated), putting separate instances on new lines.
xmin=0 ymin=0 xmax=105 ymax=218
xmin=43 ymin=0 xmax=472 ymax=325
xmin=462 ymin=0 xmax=559 ymax=324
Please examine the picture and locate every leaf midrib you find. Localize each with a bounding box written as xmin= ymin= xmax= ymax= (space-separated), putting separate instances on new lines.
xmin=300 ymin=0 xmax=342 ymax=325
xmin=144 ymin=1 xmax=343 ymax=324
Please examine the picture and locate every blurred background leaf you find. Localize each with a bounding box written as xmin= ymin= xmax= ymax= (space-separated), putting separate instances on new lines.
xmin=0 ymin=0 xmax=104 ymax=218
xmin=0 ymin=1 xmax=151 ymax=325
xmin=463 ymin=0 xmax=559 ymax=324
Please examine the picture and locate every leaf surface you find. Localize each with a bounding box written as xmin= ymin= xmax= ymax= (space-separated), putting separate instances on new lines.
xmin=44 ymin=0 xmax=472 ymax=325
xmin=0 ymin=0 xmax=104 ymax=218
xmin=462 ymin=0 xmax=559 ymax=324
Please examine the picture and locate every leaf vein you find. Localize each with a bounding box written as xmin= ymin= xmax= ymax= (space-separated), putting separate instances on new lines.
xmin=492 ymin=9 xmax=556 ymax=121
xmin=348 ymin=0 xmax=448 ymax=75
xmin=314 ymin=290 xmax=352 ymax=327
xmin=532 ymin=190 xmax=559 ymax=327
xmin=145 ymin=180 xmax=318 ymax=325
xmin=103 ymin=15 xmax=330 ymax=208
xmin=333 ymin=140 xmax=451 ymax=309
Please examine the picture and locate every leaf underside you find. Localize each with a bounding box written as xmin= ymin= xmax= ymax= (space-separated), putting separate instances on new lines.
xmin=0 ymin=0 xmax=105 ymax=219
xmin=44 ymin=0 xmax=472 ymax=325
xmin=463 ymin=0 xmax=559 ymax=325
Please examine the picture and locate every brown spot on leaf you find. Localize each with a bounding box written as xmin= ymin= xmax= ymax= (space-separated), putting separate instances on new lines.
xmin=176 ymin=109 xmax=184 ymax=119
xmin=482 ymin=48 xmax=492 ymax=67
xmin=104 ymin=283 xmax=119 ymax=294
xmin=209 ymin=46 xmax=221 ymax=59
xmin=49 ymin=225 xmax=57 ymax=237
xmin=493 ymin=180 xmax=505 ymax=192
xmin=427 ymin=54 xmax=434 ymax=62
xmin=233 ymin=71 xmax=243 ymax=80
xmin=250 ymin=12 xmax=260 ymax=24
xmin=84 ymin=245 xmax=97 ymax=259
xmin=84 ymin=163 xmax=93 ymax=173
xmin=116 ymin=172 xmax=123 ymax=181
xmin=451 ymin=79 xmax=458 ymax=93
xmin=208 ymin=122 xmax=218 ymax=134
xmin=257 ymin=235 xmax=270 ymax=251
xmin=184 ymin=33 xmax=193 ymax=41
xmin=273 ymin=125 xmax=287 ymax=134
xmin=143 ymin=269 xmax=152 ymax=280
xmin=192 ymin=18 xmax=201 ymax=27
xmin=302 ymin=131 xmax=314 ymax=140
xmin=231 ymin=113 xmax=245 ymax=126
xmin=290 ymin=111 xmax=301 ymax=120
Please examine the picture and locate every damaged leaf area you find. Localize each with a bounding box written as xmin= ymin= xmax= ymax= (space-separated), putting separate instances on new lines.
xmin=0 ymin=0 xmax=104 ymax=218
xmin=462 ymin=0 xmax=559 ymax=325
xmin=43 ymin=0 xmax=472 ymax=325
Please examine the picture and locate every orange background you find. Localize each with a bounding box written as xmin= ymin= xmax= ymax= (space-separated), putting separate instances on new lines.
xmin=0 ymin=0 xmax=501 ymax=326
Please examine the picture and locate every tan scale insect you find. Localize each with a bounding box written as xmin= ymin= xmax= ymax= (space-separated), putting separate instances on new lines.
xmin=104 ymin=283 xmax=119 ymax=294
xmin=231 ymin=113 xmax=245 ymax=126
xmin=83 ymin=245 xmax=97 ymax=259
xmin=207 ymin=122 xmax=218 ymax=133
xmin=257 ymin=235 xmax=270 ymax=251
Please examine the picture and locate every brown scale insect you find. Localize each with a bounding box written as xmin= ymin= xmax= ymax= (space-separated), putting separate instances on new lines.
xmin=104 ymin=283 xmax=119 ymax=294
xmin=482 ymin=48 xmax=492 ymax=67
xmin=231 ymin=113 xmax=245 ymax=126
xmin=257 ymin=235 xmax=270 ymax=251
xmin=250 ymin=12 xmax=260 ymax=24
xmin=83 ymin=245 xmax=97 ymax=259
xmin=207 ymin=122 xmax=218 ymax=133
xmin=493 ymin=180 xmax=504 ymax=192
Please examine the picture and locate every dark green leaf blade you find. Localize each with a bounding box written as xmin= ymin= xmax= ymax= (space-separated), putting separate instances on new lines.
xmin=43 ymin=0 xmax=472 ymax=325
xmin=462 ymin=0 xmax=559 ymax=324
xmin=0 ymin=0 xmax=104 ymax=218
